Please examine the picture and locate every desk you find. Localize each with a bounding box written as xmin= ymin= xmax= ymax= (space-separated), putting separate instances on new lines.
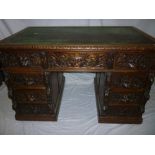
xmin=0 ymin=26 xmax=155 ymax=124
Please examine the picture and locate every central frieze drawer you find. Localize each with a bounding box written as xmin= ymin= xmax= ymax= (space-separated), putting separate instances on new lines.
xmin=48 ymin=52 xmax=114 ymax=69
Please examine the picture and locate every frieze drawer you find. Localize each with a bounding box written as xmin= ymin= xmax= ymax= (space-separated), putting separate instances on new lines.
xmin=114 ymin=52 xmax=152 ymax=70
xmin=0 ymin=51 xmax=47 ymax=68
xmin=48 ymin=52 xmax=114 ymax=69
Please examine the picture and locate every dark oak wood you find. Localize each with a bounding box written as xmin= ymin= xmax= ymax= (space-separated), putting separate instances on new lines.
xmin=0 ymin=26 xmax=155 ymax=123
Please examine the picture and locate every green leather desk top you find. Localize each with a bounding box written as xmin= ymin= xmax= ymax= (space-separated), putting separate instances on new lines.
xmin=0 ymin=26 xmax=155 ymax=46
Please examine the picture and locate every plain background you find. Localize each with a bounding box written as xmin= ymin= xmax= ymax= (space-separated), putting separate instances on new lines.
xmin=0 ymin=0 xmax=155 ymax=152
xmin=0 ymin=19 xmax=155 ymax=135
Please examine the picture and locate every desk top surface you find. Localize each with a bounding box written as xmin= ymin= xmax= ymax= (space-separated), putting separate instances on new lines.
xmin=0 ymin=26 xmax=155 ymax=45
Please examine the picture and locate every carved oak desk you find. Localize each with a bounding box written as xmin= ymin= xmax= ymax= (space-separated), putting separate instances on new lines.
xmin=0 ymin=27 xmax=155 ymax=124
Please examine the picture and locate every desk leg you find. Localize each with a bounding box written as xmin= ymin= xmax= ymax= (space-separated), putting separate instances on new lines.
xmin=94 ymin=72 xmax=154 ymax=124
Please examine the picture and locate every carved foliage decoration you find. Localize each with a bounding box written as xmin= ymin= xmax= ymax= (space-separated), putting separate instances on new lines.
xmin=0 ymin=51 xmax=47 ymax=68
xmin=48 ymin=52 xmax=114 ymax=69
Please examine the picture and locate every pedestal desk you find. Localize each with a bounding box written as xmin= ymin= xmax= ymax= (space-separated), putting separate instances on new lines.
xmin=0 ymin=27 xmax=155 ymax=124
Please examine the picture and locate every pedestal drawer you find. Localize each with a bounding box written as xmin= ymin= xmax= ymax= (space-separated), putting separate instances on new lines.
xmin=102 ymin=105 xmax=141 ymax=116
xmin=16 ymin=104 xmax=53 ymax=115
xmin=104 ymin=91 xmax=145 ymax=105
xmin=5 ymin=72 xmax=49 ymax=87
xmin=13 ymin=89 xmax=51 ymax=104
xmin=106 ymin=72 xmax=149 ymax=89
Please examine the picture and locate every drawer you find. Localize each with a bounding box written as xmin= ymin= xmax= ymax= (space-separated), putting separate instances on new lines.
xmin=13 ymin=89 xmax=51 ymax=104
xmin=106 ymin=72 xmax=149 ymax=89
xmin=5 ymin=72 xmax=48 ymax=87
xmin=0 ymin=51 xmax=47 ymax=68
xmin=16 ymin=104 xmax=53 ymax=114
xmin=104 ymin=91 xmax=144 ymax=105
xmin=102 ymin=105 xmax=141 ymax=116
xmin=114 ymin=52 xmax=151 ymax=70
xmin=48 ymin=52 xmax=114 ymax=69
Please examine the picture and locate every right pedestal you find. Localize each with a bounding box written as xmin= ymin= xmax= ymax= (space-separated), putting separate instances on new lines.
xmin=94 ymin=72 xmax=154 ymax=124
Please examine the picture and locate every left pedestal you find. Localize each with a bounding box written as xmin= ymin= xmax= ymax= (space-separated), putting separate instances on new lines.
xmin=5 ymin=71 xmax=65 ymax=121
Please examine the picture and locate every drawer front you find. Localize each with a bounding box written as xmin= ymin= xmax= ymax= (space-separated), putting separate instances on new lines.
xmin=114 ymin=52 xmax=151 ymax=70
xmin=102 ymin=105 xmax=141 ymax=116
xmin=5 ymin=72 xmax=47 ymax=87
xmin=16 ymin=104 xmax=53 ymax=114
xmin=104 ymin=91 xmax=144 ymax=105
xmin=107 ymin=72 xmax=148 ymax=89
xmin=0 ymin=51 xmax=47 ymax=68
xmin=13 ymin=89 xmax=50 ymax=104
xmin=48 ymin=52 xmax=114 ymax=69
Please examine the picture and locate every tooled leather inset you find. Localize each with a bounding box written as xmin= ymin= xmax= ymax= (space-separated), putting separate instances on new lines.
xmin=48 ymin=52 xmax=114 ymax=69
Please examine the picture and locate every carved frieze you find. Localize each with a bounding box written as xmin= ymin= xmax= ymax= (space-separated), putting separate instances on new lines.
xmin=1 ymin=50 xmax=154 ymax=71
